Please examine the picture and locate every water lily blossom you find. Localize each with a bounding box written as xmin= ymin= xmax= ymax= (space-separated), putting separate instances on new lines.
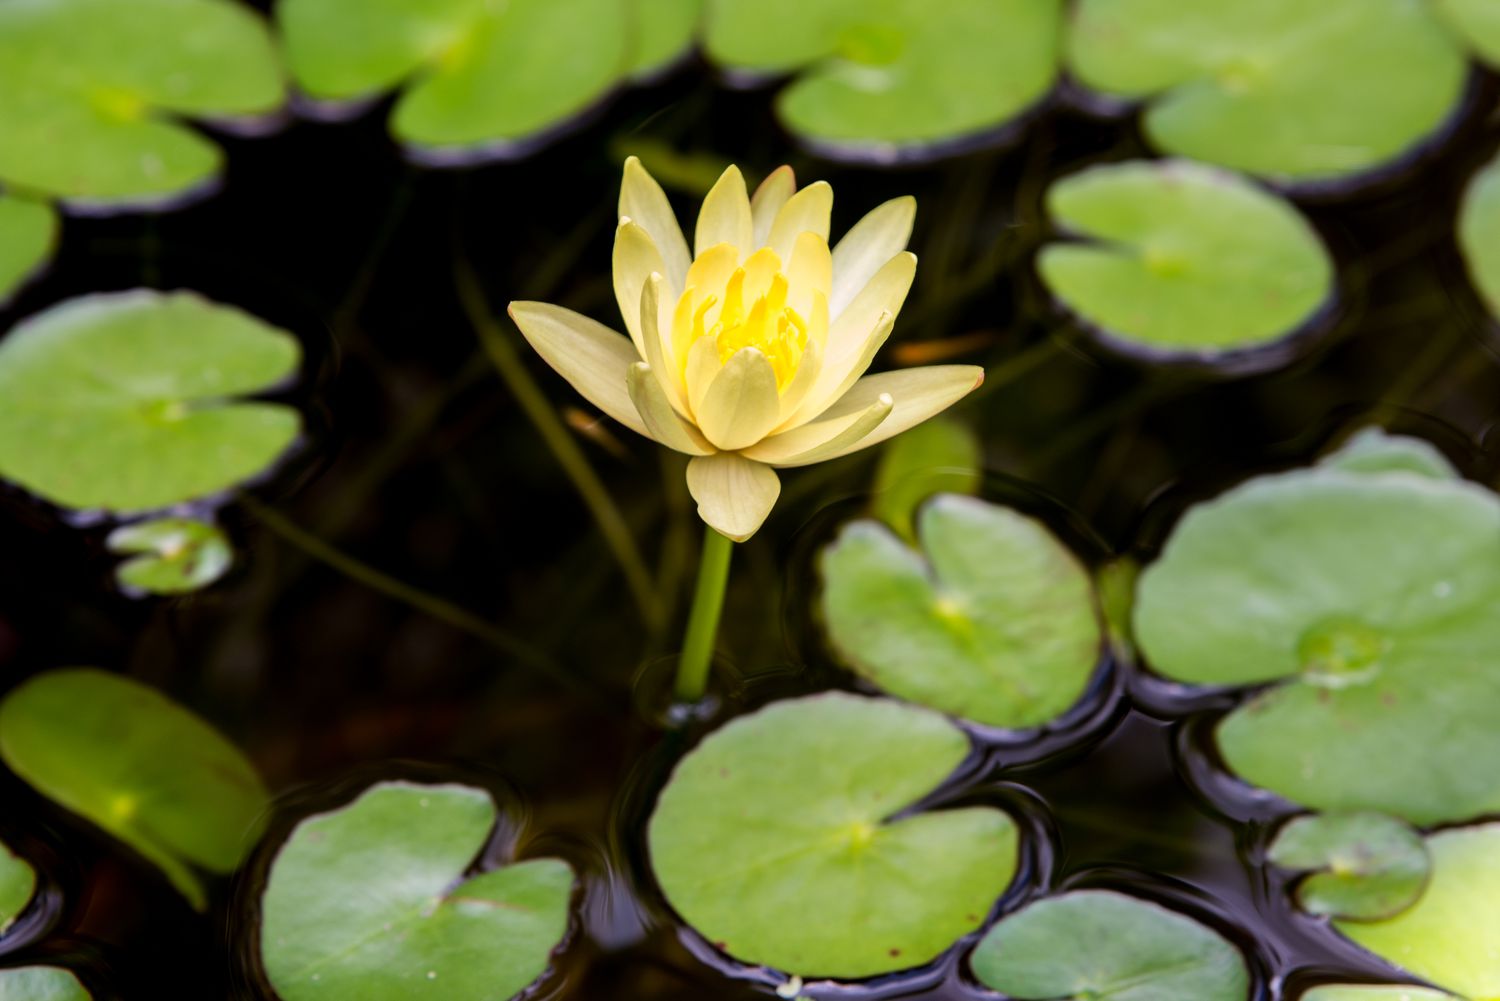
xmin=510 ymin=158 xmax=983 ymax=541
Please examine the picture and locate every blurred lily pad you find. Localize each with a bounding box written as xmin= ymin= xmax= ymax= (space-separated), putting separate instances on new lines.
xmin=970 ymin=889 xmax=1249 ymax=1001
xmin=1337 ymin=823 xmax=1500 ymax=998
xmin=1458 ymin=151 xmax=1500 ymax=321
xmin=1039 ymin=160 xmax=1333 ymax=356
xmin=0 ymin=668 xmax=269 ymax=909
xmin=1067 ymin=0 xmax=1469 ymax=186
xmin=649 ymin=692 xmax=1017 ymax=979
xmin=1434 ymin=0 xmax=1500 ymax=66
xmin=1301 ymin=987 xmax=1457 ymax=1001
xmin=107 ymin=517 xmax=233 ymax=596
xmin=820 ymin=495 xmax=1100 ymax=729
xmin=1135 ymin=440 xmax=1500 ymax=824
xmin=0 ymin=840 xmax=35 ymax=934
xmin=0 ymin=195 xmax=55 ymax=304
xmin=277 ymin=0 xmax=630 ymax=160
xmin=871 ymin=416 xmax=982 ymax=543
xmin=705 ymin=0 xmax=1062 ymax=158
xmin=629 ymin=0 xmax=701 ymax=78
xmin=261 ymin=781 xmax=573 ymax=1001
xmin=0 ymin=290 xmax=301 ymax=514
xmin=0 ymin=0 xmax=283 ymax=207
xmin=0 ymin=967 xmax=90 ymax=1001
xmin=1318 ymin=428 xmax=1458 ymax=481
xmin=1268 ymin=812 xmax=1429 ymax=920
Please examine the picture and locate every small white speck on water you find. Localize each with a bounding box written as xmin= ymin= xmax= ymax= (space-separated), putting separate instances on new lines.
xmin=311 ymin=974 xmax=321 ymax=982
xmin=419 ymin=797 xmax=430 ymax=807
xmin=1433 ymin=580 xmax=1453 ymax=598
xmin=427 ymin=971 xmax=437 ymax=980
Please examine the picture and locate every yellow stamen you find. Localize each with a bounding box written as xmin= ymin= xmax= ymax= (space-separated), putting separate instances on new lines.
xmin=680 ymin=257 xmax=811 ymax=391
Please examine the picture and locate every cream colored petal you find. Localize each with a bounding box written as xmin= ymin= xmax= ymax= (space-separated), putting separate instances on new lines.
xmin=684 ymin=334 xmax=723 ymax=418
xmin=695 ymin=165 xmax=753 ymax=259
xmin=640 ymin=273 xmax=688 ymax=414
xmin=695 ymin=347 xmax=782 ymax=451
xmin=808 ymin=365 xmax=984 ymax=461
xmin=621 ymin=156 xmax=690 ymax=291
xmin=830 ymin=196 xmax=916 ymax=317
xmin=768 ymin=180 xmax=832 ymax=262
xmin=775 ymin=334 xmax=821 ymax=422
xmin=742 ymin=392 xmax=891 ymax=466
xmin=785 ymin=230 xmax=832 ymax=315
xmin=686 ymin=452 xmax=781 ymax=542
xmin=782 ymin=310 xmax=894 ymax=431
xmin=750 ymin=165 xmax=795 ymax=248
xmin=628 ymin=362 xmax=714 ymax=455
xmin=508 ymin=301 xmax=648 ymax=438
xmin=613 ymin=220 xmax=665 ymax=357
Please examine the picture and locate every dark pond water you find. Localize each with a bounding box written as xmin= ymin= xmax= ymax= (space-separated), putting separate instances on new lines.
xmin=3 ymin=30 xmax=1500 ymax=1001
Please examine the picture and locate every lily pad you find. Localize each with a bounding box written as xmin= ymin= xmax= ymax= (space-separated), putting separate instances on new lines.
xmin=1134 ymin=442 xmax=1500 ymax=824
xmin=0 ymin=668 xmax=269 ymax=909
xmin=648 ymin=692 xmax=1018 ymax=979
xmin=1066 ymin=0 xmax=1469 ymax=186
xmin=0 ymin=840 xmax=35 ymax=934
xmin=970 ymin=889 xmax=1250 ymax=1001
xmin=1039 ymin=160 xmax=1334 ymax=356
xmin=107 ymin=517 xmax=233 ymax=596
xmin=260 ymin=781 xmax=573 ymax=1001
xmin=0 ymin=0 xmax=283 ymax=206
xmin=1458 ymin=151 xmax=1500 ymax=321
xmin=1301 ymin=987 xmax=1457 ymax=1001
xmin=1267 ymin=812 xmax=1429 ymax=921
xmin=871 ymin=416 xmax=982 ymax=543
xmin=0 ymin=194 xmax=54 ymax=304
xmin=1434 ymin=0 xmax=1500 ymax=66
xmin=0 ymin=967 xmax=90 ymax=1001
xmin=1318 ymin=428 xmax=1458 ymax=481
xmin=629 ymin=0 xmax=701 ymax=78
xmin=704 ymin=0 xmax=1062 ymax=157
xmin=1337 ymin=823 xmax=1500 ymax=999
xmin=0 ymin=290 xmax=302 ymax=513
xmin=277 ymin=0 xmax=629 ymax=159
xmin=820 ymin=495 xmax=1101 ymax=729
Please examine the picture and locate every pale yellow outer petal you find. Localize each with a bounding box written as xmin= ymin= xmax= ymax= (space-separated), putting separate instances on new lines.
xmin=640 ymin=274 xmax=689 ymax=414
xmin=768 ymin=180 xmax=833 ymax=262
xmin=830 ymin=196 xmax=916 ymax=317
xmin=775 ymin=333 xmax=822 ymax=422
xmin=509 ymin=301 xmax=648 ymax=438
xmin=742 ymin=392 xmax=892 ymax=467
xmin=750 ymin=165 xmax=796 ymax=248
xmin=613 ymin=220 xmax=665 ymax=357
xmin=686 ymin=452 xmax=781 ymax=542
xmin=627 ymin=363 xmax=714 ymax=455
xmin=808 ymin=365 xmax=984 ymax=461
xmin=695 ymin=347 xmax=782 ymax=451
xmin=621 ymin=157 xmax=690 ymax=291
xmin=781 ymin=310 xmax=894 ymax=431
xmin=786 ymin=230 xmax=833 ymax=316
xmin=684 ymin=334 xmax=723 ymax=418
xmin=696 ymin=165 xmax=753 ymax=259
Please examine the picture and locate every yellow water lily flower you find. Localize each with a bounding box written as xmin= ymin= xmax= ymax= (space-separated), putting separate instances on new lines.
xmin=510 ymin=158 xmax=983 ymax=541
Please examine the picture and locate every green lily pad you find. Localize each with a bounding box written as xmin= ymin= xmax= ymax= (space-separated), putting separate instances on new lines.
xmin=820 ymin=496 xmax=1101 ymax=730
xmin=1337 ymin=823 xmax=1500 ymax=998
xmin=0 ymin=668 xmax=269 ymax=909
xmin=0 ymin=194 xmax=54 ymax=304
xmin=1318 ymin=428 xmax=1458 ymax=481
xmin=629 ymin=0 xmax=700 ymax=78
xmin=871 ymin=416 xmax=982 ymax=544
xmin=0 ymin=840 xmax=35 ymax=934
xmin=1066 ymin=0 xmax=1469 ymax=185
xmin=1134 ymin=442 xmax=1500 ymax=824
xmin=0 ymin=967 xmax=90 ymax=1001
xmin=0 ymin=0 xmax=283 ymax=206
xmin=1268 ymin=812 xmax=1429 ymax=920
xmin=260 ymin=781 xmax=573 ymax=1001
xmin=107 ymin=517 xmax=233 ymax=596
xmin=1039 ymin=160 xmax=1334 ymax=356
xmin=970 ymin=889 xmax=1250 ymax=1001
xmin=0 ymin=290 xmax=301 ymax=513
xmin=1458 ymin=151 xmax=1500 ymax=321
xmin=705 ymin=0 xmax=1062 ymax=156
xmin=277 ymin=0 xmax=629 ymax=159
xmin=648 ymin=692 xmax=1018 ymax=979
xmin=1434 ymin=0 xmax=1500 ymax=66
xmin=1301 ymin=987 xmax=1457 ymax=1001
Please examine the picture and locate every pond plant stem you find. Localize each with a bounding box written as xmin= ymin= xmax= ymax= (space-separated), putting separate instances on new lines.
xmin=675 ymin=527 xmax=735 ymax=703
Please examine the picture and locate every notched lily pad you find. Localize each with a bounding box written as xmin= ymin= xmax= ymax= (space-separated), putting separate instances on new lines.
xmin=1040 ymin=160 xmax=1333 ymax=357
xmin=0 ymin=289 xmax=302 ymax=514
xmin=705 ymin=0 xmax=1062 ymax=158
xmin=0 ymin=966 xmax=91 ymax=1001
xmin=1318 ymin=428 xmax=1458 ymax=481
xmin=0 ymin=668 xmax=269 ymax=909
xmin=820 ymin=495 xmax=1101 ymax=730
xmin=107 ymin=517 xmax=233 ymax=596
xmin=648 ymin=692 xmax=1018 ymax=979
xmin=1268 ymin=812 xmax=1429 ymax=920
xmin=0 ymin=840 xmax=35 ymax=935
xmin=1435 ymin=0 xmax=1500 ymax=67
xmin=871 ymin=416 xmax=982 ymax=543
xmin=629 ymin=0 xmax=701 ymax=79
xmin=1301 ymin=987 xmax=1457 ymax=1001
xmin=0 ymin=194 xmax=55 ymax=304
xmin=1458 ymin=151 xmax=1500 ymax=322
xmin=260 ymin=780 xmax=574 ymax=1001
xmin=970 ymin=889 xmax=1250 ymax=1001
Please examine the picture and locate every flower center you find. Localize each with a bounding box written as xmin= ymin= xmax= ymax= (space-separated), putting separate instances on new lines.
xmin=686 ymin=250 xmax=811 ymax=390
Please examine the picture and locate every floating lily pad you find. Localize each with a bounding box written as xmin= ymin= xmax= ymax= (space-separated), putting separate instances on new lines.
xmin=1268 ymin=812 xmax=1429 ymax=921
xmin=0 ymin=0 xmax=283 ymax=207
xmin=629 ymin=0 xmax=700 ymax=78
xmin=260 ymin=781 xmax=573 ymax=1001
xmin=1337 ymin=823 xmax=1500 ymax=999
xmin=649 ymin=693 xmax=1017 ymax=979
xmin=0 ymin=195 xmax=54 ymax=304
xmin=107 ymin=517 xmax=233 ymax=596
xmin=1434 ymin=0 xmax=1500 ymax=66
xmin=871 ymin=416 xmax=982 ymax=543
xmin=1039 ymin=160 xmax=1333 ymax=356
xmin=970 ymin=889 xmax=1250 ymax=1001
xmin=1301 ymin=987 xmax=1457 ymax=1001
xmin=1067 ymin=0 xmax=1469 ymax=186
xmin=0 ymin=668 xmax=269 ymax=909
xmin=1458 ymin=151 xmax=1500 ymax=321
xmin=1318 ymin=428 xmax=1458 ymax=481
xmin=820 ymin=496 xmax=1100 ymax=729
xmin=705 ymin=0 xmax=1062 ymax=157
xmin=0 ymin=290 xmax=302 ymax=513
xmin=0 ymin=967 xmax=90 ymax=1001
xmin=278 ymin=0 xmax=629 ymax=159
xmin=1135 ymin=443 xmax=1500 ymax=824
xmin=0 ymin=840 xmax=35 ymax=934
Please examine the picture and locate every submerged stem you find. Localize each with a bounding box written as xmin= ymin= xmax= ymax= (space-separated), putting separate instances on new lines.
xmin=675 ymin=526 xmax=735 ymax=703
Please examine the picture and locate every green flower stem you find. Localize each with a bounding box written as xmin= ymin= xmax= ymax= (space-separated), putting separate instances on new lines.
xmin=675 ymin=526 xmax=735 ymax=703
